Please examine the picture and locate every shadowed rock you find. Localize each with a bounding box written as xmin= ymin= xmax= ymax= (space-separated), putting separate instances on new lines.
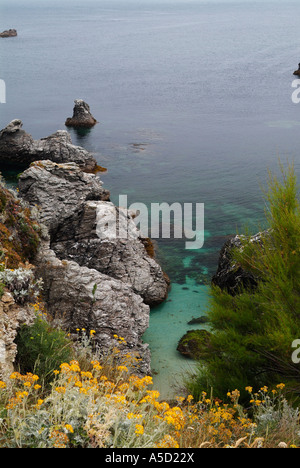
xmin=211 ymin=232 xmax=268 ymax=295
xmin=0 ymin=119 xmax=99 ymax=172
xmin=35 ymin=241 xmax=151 ymax=374
xmin=51 ymin=200 xmax=170 ymax=306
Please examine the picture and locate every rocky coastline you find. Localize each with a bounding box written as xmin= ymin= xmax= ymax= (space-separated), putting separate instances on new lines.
xmin=0 ymin=114 xmax=170 ymax=377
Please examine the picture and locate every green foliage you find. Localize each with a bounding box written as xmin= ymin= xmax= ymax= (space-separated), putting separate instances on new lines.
xmin=190 ymin=164 xmax=300 ymax=401
xmin=15 ymin=317 xmax=74 ymax=387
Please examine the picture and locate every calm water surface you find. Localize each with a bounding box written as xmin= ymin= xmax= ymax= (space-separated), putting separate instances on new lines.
xmin=1 ymin=0 xmax=300 ymax=397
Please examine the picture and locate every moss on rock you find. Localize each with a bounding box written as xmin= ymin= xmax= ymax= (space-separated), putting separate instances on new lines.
xmin=177 ymin=329 xmax=213 ymax=360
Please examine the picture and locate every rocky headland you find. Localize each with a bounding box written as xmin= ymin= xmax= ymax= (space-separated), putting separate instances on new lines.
xmin=0 ymin=118 xmax=170 ymax=377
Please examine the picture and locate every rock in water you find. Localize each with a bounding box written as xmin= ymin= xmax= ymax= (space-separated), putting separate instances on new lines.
xmin=65 ymin=99 xmax=98 ymax=128
xmin=0 ymin=29 xmax=17 ymax=38
xmin=0 ymin=119 xmax=99 ymax=172
xmin=177 ymin=329 xmax=212 ymax=360
xmin=211 ymin=232 xmax=268 ymax=295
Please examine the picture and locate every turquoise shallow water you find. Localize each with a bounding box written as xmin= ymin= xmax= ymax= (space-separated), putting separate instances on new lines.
xmin=143 ymin=281 xmax=210 ymax=399
xmin=1 ymin=0 xmax=300 ymax=398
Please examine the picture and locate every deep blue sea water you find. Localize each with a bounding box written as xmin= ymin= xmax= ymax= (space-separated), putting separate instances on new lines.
xmin=1 ymin=0 xmax=300 ymax=397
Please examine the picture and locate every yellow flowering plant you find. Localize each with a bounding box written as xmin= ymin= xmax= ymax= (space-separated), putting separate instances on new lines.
xmin=1 ymin=335 xmax=300 ymax=448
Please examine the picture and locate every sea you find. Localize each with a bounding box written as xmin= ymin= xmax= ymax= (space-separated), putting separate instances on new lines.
xmin=0 ymin=0 xmax=300 ymax=398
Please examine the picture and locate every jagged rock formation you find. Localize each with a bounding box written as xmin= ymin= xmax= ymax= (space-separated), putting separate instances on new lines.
xmin=18 ymin=159 xmax=169 ymax=372
xmin=0 ymin=120 xmax=98 ymax=172
xmin=0 ymin=29 xmax=17 ymax=38
xmin=19 ymin=160 xmax=169 ymax=307
xmin=0 ymin=291 xmax=35 ymax=379
xmin=18 ymin=160 xmax=110 ymax=235
xmin=35 ymin=241 xmax=151 ymax=374
xmin=65 ymin=100 xmax=98 ymax=128
xmin=51 ymin=200 xmax=169 ymax=306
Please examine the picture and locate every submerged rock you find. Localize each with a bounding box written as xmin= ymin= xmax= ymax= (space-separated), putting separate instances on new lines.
xmin=0 ymin=29 xmax=17 ymax=38
xmin=0 ymin=119 xmax=98 ymax=172
xmin=187 ymin=316 xmax=209 ymax=325
xmin=65 ymin=99 xmax=98 ymax=128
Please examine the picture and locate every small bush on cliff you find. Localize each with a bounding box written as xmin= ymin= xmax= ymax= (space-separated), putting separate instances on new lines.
xmin=189 ymin=164 xmax=300 ymax=402
xmin=0 ymin=266 xmax=43 ymax=304
xmin=0 ymin=177 xmax=41 ymax=268
xmin=15 ymin=313 xmax=74 ymax=387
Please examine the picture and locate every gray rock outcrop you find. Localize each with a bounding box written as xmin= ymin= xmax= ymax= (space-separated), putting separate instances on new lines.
xmin=19 ymin=160 xmax=169 ymax=307
xmin=0 ymin=119 xmax=98 ymax=172
xmin=65 ymin=100 xmax=97 ymax=128
xmin=0 ymin=291 xmax=35 ymax=379
xmin=18 ymin=159 xmax=169 ymax=372
xmin=35 ymin=241 xmax=151 ymax=374
xmin=211 ymin=232 xmax=268 ymax=295
xmin=50 ymin=200 xmax=170 ymax=306
xmin=18 ymin=160 xmax=110 ymax=235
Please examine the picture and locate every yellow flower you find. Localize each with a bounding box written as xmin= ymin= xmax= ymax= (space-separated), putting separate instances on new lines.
xmin=245 ymin=386 xmax=253 ymax=393
xmin=156 ymin=435 xmax=179 ymax=448
xmin=127 ymin=413 xmax=143 ymax=420
xmin=0 ymin=381 xmax=6 ymax=389
xmin=70 ymin=363 xmax=81 ymax=372
xmin=135 ymin=424 xmax=144 ymax=436
xmin=64 ymin=424 xmax=74 ymax=433
xmin=276 ymin=383 xmax=285 ymax=390
xmin=55 ymin=386 xmax=66 ymax=394
xmin=10 ymin=372 xmax=22 ymax=380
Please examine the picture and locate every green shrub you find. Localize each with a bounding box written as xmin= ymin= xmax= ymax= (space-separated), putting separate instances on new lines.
xmin=15 ymin=317 xmax=74 ymax=387
xmin=189 ymin=164 xmax=300 ymax=402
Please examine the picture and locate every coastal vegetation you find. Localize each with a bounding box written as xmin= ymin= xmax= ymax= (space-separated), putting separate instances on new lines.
xmin=0 ymin=176 xmax=40 ymax=269
xmin=0 ymin=312 xmax=299 ymax=448
xmin=187 ymin=164 xmax=300 ymax=404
